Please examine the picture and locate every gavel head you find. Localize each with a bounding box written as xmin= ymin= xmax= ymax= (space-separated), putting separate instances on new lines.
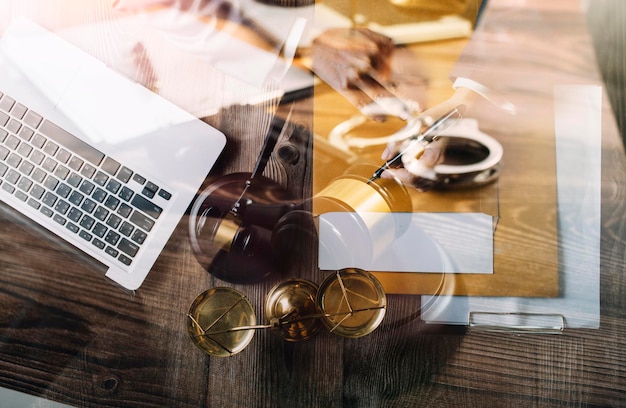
xmin=189 ymin=172 xmax=299 ymax=284
xmin=313 ymin=163 xmax=413 ymax=215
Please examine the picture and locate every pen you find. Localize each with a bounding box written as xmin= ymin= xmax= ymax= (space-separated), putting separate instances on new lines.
xmin=368 ymin=105 xmax=465 ymax=183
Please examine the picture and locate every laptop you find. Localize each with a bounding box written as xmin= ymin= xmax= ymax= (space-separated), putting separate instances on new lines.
xmin=0 ymin=17 xmax=226 ymax=290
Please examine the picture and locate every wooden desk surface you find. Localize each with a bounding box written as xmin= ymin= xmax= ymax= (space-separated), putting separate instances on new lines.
xmin=0 ymin=1 xmax=625 ymax=407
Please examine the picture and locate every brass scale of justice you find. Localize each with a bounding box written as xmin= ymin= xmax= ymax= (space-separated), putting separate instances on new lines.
xmin=183 ymin=99 xmax=503 ymax=357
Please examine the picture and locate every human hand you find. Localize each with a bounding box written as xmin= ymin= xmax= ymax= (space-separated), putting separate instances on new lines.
xmin=311 ymin=27 xmax=417 ymax=120
xmin=379 ymin=87 xmax=478 ymax=190
xmin=312 ymin=27 xmax=393 ymax=89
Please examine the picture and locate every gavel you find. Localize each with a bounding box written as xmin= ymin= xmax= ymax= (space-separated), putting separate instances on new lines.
xmin=188 ymin=162 xmax=412 ymax=283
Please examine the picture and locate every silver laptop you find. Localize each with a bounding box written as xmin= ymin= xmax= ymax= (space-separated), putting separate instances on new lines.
xmin=0 ymin=17 xmax=226 ymax=290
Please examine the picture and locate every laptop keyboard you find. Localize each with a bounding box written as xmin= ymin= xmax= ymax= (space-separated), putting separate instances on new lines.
xmin=0 ymin=90 xmax=172 ymax=269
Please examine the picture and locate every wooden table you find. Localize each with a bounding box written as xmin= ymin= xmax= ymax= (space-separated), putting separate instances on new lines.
xmin=0 ymin=1 xmax=624 ymax=407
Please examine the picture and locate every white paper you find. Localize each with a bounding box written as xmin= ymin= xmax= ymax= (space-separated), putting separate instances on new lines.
xmin=421 ymin=85 xmax=602 ymax=329
xmin=57 ymin=9 xmax=313 ymax=118
xmin=319 ymin=212 xmax=494 ymax=274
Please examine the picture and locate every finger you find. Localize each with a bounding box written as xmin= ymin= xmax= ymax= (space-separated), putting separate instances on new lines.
xmin=381 ymin=140 xmax=402 ymax=161
xmin=380 ymin=168 xmax=439 ymax=192
xmin=400 ymin=140 xmax=446 ymax=176
xmin=352 ymin=75 xmax=414 ymax=120
xmin=380 ymin=167 xmax=413 ymax=184
xmin=381 ymin=117 xmax=425 ymax=160
xmin=415 ymin=140 xmax=447 ymax=168
xmin=315 ymin=65 xmax=401 ymax=121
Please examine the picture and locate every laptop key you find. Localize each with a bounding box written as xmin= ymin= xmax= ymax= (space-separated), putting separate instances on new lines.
xmin=31 ymin=168 xmax=46 ymax=183
xmin=0 ymin=95 xmax=14 ymax=112
xmin=81 ymin=163 xmax=96 ymax=178
xmin=132 ymin=173 xmax=146 ymax=185
xmin=68 ymin=156 xmax=84 ymax=171
xmin=39 ymin=120 xmax=104 ymax=166
xmin=118 ymin=238 xmax=139 ymax=257
xmin=30 ymin=150 xmax=45 ymax=166
xmin=92 ymin=222 xmax=107 ymax=238
xmin=67 ymin=173 xmax=83 ymax=188
xmin=30 ymin=184 xmax=45 ymax=199
xmin=131 ymin=229 xmax=147 ymax=245
xmin=68 ymin=207 xmax=83 ymax=222
xmin=79 ymin=180 xmax=95 ymax=195
xmin=15 ymin=190 xmax=28 ymax=202
xmin=17 ymin=177 xmax=32 ymax=192
xmin=92 ymin=239 xmax=106 ymax=250
xmin=56 ymin=148 xmax=71 ymax=164
xmin=142 ymin=181 xmax=158 ymax=198
xmin=68 ymin=191 xmax=85 ymax=206
xmin=106 ymin=179 xmax=121 ymax=194
xmin=158 ymin=189 xmax=172 ymax=200
xmin=101 ymin=157 xmax=120 ymax=176
xmin=54 ymin=200 xmax=70 ymax=215
xmin=117 ymin=203 xmax=132 ymax=218
xmin=54 ymin=165 xmax=70 ymax=180
xmin=93 ymin=171 xmax=108 ymax=186
xmin=118 ymin=254 xmax=132 ymax=266
xmin=105 ymin=246 xmax=119 ymax=258
xmin=104 ymin=195 xmax=120 ymax=211
xmin=43 ymin=141 xmax=59 ymax=156
xmin=131 ymin=195 xmax=162 ymax=219
xmin=79 ymin=230 xmax=92 ymax=241
xmin=42 ymin=157 xmax=57 ymax=172
xmin=118 ymin=186 xmax=134 ymax=202
xmin=23 ymin=110 xmax=43 ymax=129
xmin=18 ymin=161 xmax=34 ymax=176
xmin=53 ymin=214 xmax=66 ymax=225
xmin=56 ymin=183 xmax=72 ymax=198
xmin=40 ymin=206 xmax=53 ymax=218
xmin=7 ymin=153 xmax=21 ymax=168
xmin=66 ymin=222 xmax=79 ymax=234
xmin=106 ymin=214 xmax=122 ymax=229
xmin=5 ymin=134 xmax=19 ymax=150
xmin=92 ymin=187 xmax=107 ymax=203
xmin=81 ymin=198 xmax=96 ymax=214
xmin=10 ymin=103 xmax=27 ymax=119
xmin=130 ymin=210 xmax=154 ymax=232
xmin=119 ymin=221 xmax=134 ymax=236
xmin=42 ymin=192 xmax=58 ymax=207
xmin=43 ymin=175 xmax=59 ymax=191
xmin=117 ymin=166 xmax=133 ymax=183
xmin=6 ymin=119 xmax=21 ymax=135
xmin=105 ymin=230 xmax=120 ymax=246
xmin=6 ymin=169 xmax=20 ymax=184
xmin=94 ymin=206 xmax=109 ymax=221
xmin=27 ymin=198 xmax=41 ymax=210
xmin=80 ymin=215 xmax=95 ymax=230
xmin=18 ymin=126 xmax=34 ymax=142
xmin=2 ymin=183 xmax=15 ymax=194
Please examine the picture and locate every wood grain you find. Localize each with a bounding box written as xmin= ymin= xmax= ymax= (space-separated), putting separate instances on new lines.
xmin=0 ymin=1 xmax=624 ymax=407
